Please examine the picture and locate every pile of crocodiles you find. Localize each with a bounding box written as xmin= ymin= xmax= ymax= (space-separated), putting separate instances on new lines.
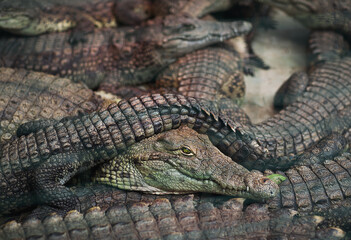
xmin=0 ymin=0 xmax=350 ymax=239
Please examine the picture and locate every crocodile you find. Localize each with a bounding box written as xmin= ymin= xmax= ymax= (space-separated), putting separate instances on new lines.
xmin=0 ymin=134 xmax=348 ymax=238
xmin=155 ymin=46 xmax=247 ymax=102
xmin=0 ymin=15 xmax=252 ymax=89
xmin=0 ymin=188 xmax=343 ymax=240
xmin=274 ymin=30 xmax=350 ymax=110
xmin=157 ymin=44 xmax=253 ymax=125
xmin=113 ymin=0 xmax=153 ymax=25
xmin=0 ymin=97 xmax=279 ymax=216
xmin=150 ymin=0 xmax=234 ymax=18
xmin=205 ymin=29 xmax=351 ymax=171
xmin=0 ymin=0 xmax=120 ymax=44
xmin=258 ymin=0 xmax=351 ymax=37
xmin=91 ymin=128 xmax=351 ymax=230
xmin=93 ymin=125 xmax=277 ymax=199
xmin=0 ymin=67 xmax=105 ymax=146
xmin=271 ymin=31 xmax=351 ymax=167
xmin=77 ymin=133 xmax=350 ymax=232
xmin=146 ymin=0 xmax=271 ymax=72
xmin=8 ymin=28 xmax=349 ymax=178
xmin=267 ymin=152 xmax=351 ymax=230
xmin=346 ymin=129 xmax=351 ymax=149
xmin=99 ymin=45 xmax=252 ymax=125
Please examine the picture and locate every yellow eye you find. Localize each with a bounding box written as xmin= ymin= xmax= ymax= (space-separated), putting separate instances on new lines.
xmin=181 ymin=146 xmax=194 ymax=156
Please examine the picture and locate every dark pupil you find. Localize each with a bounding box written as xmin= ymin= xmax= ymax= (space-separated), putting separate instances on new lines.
xmin=182 ymin=147 xmax=191 ymax=154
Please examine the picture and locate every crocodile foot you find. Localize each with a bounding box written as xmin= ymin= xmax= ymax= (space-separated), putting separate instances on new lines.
xmin=68 ymin=30 xmax=89 ymax=45
xmin=244 ymin=54 xmax=270 ymax=76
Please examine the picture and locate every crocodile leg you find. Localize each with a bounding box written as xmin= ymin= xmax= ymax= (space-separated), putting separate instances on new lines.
xmin=16 ymin=115 xmax=84 ymax=137
xmin=238 ymin=2 xmax=272 ymax=72
xmin=273 ymin=72 xmax=310 ymax=110
xmin=258 ymin=0 xmax=351 ymax=37
xmin=296 ymin=12 xmax=351 ymax=36
xmin=16 ymin=119 xmax=61 ymax=137
xmin=68 ymin=20 xmax=96 ymax=45
xmin=295 ymin=132 xmax=347 ymax=166
xmin=59 ymin=12 xmax=97 ymax=46
xmin=309 ymin=30 xmax=350 ymax=67
xmin=274 ymin=31 xmax=350 ymax=110
xmin=31 ymin=152 xmax=97 ymax=217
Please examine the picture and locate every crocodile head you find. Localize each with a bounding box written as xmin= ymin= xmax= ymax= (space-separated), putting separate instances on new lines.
xmin=0 ymin=6 xmax=75 ymax=35
xmin=134 ymin=15 xmax=252 ymax=58
xmin=0 ymin=8 xmax=34 ymax=33
xmin=109 ymin=15 xmax=252 ymax=86
xmin=94 ymin=126 xmax=279 ymax=200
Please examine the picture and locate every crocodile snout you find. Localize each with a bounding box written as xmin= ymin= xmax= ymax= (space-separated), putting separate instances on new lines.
xmin=244 ymin=170 xmax=279 ymax=199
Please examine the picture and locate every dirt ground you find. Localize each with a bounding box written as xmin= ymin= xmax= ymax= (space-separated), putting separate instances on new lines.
xmin=243 ymin=9 xmax=309 ymax=123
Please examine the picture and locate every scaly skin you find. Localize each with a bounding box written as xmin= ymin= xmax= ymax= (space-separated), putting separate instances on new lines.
xmin=0 ymin=185 xmax=344 ymax=240
xmin=0 ymin=0 xmax=117 ymax=36
xmin=92 ymin=128 xmax=350 ymax=231
xmin=114 ymin=0 xmax=241 ymax=26
xmin=273 ymin=72 xmax=310 ymax=110
xmin=308 ymin=30 xmax=351 ymax=67
xmin=0 ymin=126 xmax=346 ymax=237
xmin=151 ymin=0 xmax=234 ymax=18
xmin=211 ymin=32 xmax=351 ymax=171
xmin=259 ymin=0 xmax=351 ymax=36
xmin=346 ymin=129 xmax=351 ymax=149
xmin=154 ymin=46 xmax=252 ymax=125
xmin=155 ymin=46 xmax=246 ymax=103
xmin=114 ymin=0 xmax=153 ymax=25
xmin=212 ymin=57 xmax=351 ymax=170
xmin=94 ymin=126 xmax=277 ymax=199
xmin=0 ymin=15 xmax=252 ymax=89
xmin=146 ymin=0 xmax=271 ymax=73
xmin=100 ymin=46 xmax=252 ymax=125
xmin=272 ymin=31 xmax=351 ymax=166
xmin=0 ymin=94 xmax=278 ymax=216
xmin=274 ymin=31 xmax=350 ymax=110
xmin=268 ymin=152 xmax=351 ymax=230
xmin=0 ymin=68 xmax=104 ymax=146
xmin=92 ymin=133 xmax=351 ymax=230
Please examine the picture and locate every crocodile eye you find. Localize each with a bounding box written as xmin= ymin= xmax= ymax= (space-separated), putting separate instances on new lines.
xmin=181 ymin=146 xmax=194 ymax=156
xmin=181 ymin=23 xmax=195 ymax=31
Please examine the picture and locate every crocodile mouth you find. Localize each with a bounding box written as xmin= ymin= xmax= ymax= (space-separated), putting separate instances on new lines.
xmin=149 ymin=175 xmax=268 ymax=199
xmin=162 ymin=21 xmax=252 ymax=50
xmin=160 ymin=165 xmax=276 ymax=199
xmin=218 ymin=178 xmax=277 ymax=199
xmin=182 ymin=176 xmax=275 ymax=200
xmin=165 ymin=31 xmax=235 ymax=43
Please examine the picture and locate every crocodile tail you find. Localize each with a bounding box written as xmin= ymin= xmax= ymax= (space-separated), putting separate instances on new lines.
xmin=308 ymin=30 xmax=350 ymax=68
